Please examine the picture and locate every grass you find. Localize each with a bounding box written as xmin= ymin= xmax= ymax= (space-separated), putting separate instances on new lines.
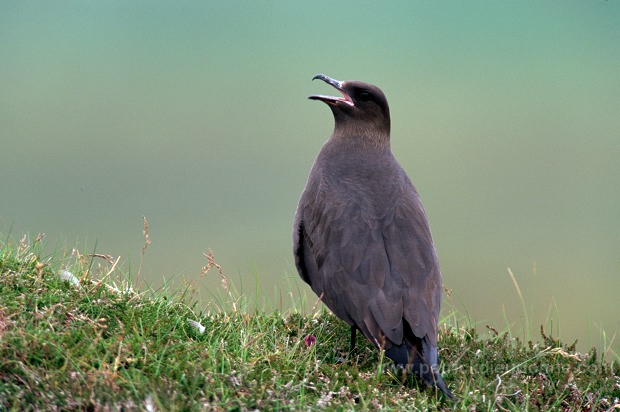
xmin=0 ymin=235 xmax=619 ymax=411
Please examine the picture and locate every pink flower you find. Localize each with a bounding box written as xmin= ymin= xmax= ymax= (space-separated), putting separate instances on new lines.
xmin=304 ymin=335 xmax=316 ymax=347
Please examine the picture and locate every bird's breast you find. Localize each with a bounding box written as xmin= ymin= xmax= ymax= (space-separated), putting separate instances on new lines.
xmin=320 ymin=152 xmax=405 ymax=205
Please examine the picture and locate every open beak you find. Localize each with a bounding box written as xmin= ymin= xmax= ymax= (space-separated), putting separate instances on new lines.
xmin=308 ymin=74 xmax=354 ymax=106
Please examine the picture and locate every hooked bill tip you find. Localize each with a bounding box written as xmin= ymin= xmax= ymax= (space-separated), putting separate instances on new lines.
xmin=311 ymin=74 xmax=343 ymax=88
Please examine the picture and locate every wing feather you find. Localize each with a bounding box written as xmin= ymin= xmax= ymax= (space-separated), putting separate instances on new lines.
xmin=293 ymin=147 xmax=442 ymax=350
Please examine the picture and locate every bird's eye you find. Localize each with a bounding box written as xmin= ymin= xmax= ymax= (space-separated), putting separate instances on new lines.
xmin=358 ymin=90 xmax=372 ymax=101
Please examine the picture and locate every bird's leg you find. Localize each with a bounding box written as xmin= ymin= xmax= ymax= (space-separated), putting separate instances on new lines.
xmin=350 ymin=325 xmax=357 ymax=353
xmin=336 ymin=326 xmax=358 ymax=364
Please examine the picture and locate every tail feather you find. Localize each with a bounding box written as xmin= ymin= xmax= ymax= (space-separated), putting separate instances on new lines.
xmin=385 ymin=343 xmax=454 ymax=400
xmin=417 ymin=361 xmax=454 ymax=400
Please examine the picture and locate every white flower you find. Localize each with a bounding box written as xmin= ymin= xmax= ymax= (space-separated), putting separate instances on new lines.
xmin=145 ymin=394 xmax=156 ymax=412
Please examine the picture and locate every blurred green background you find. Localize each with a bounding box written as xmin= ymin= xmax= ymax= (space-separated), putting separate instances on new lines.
xmin=1 ymin=1 xmax=618 ymax=355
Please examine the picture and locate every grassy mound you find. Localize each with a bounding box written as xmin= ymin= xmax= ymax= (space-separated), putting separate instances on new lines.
xmin=0 ymin=238 xmax=618 ymax=411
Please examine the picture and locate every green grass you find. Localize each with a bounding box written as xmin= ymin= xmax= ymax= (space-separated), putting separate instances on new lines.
xmin=0 ymin=237 xmax=618 ymax=411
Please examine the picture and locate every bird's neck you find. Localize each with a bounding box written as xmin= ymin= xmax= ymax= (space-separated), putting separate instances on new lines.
xmin=332 ymin=124 xmax=391 ymax=149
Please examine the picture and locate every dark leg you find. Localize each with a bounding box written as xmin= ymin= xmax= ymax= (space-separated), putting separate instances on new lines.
xmin=350 ymin=326 xmax=357 ymax=352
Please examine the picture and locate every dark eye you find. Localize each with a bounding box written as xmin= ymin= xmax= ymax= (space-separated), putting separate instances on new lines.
xmin=358 ymin=90 xmax=372 ymax=101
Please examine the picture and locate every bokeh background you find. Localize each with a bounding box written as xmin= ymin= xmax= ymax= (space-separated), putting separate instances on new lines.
xmin=2 ymin=1 xmax=618 ymax=356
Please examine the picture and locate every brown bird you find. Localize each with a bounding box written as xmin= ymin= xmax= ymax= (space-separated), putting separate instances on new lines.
xmin=293 ymin=74 xmax=453 ymax=399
